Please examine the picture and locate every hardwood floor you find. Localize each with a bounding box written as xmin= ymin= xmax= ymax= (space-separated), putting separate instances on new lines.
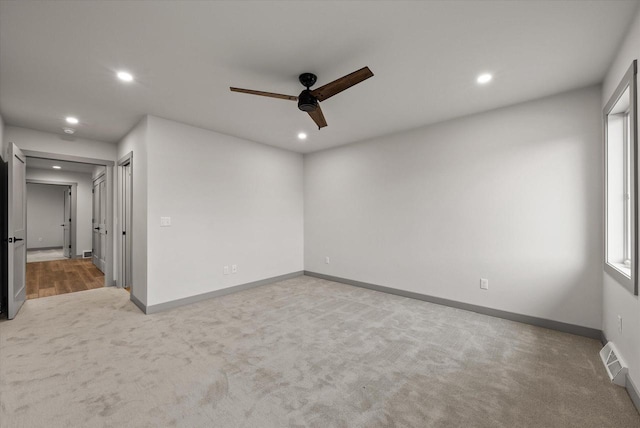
xmin=26 ymin=258 xmax=105 ymax=300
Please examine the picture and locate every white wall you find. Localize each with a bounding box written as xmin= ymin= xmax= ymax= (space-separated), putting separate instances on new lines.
xmin=26 ymin=183 xmax=66 ymax=249
xmin=602 ymin=5 xmax=640 ymax=392
xmin=4 ymin=126 xmax=117 ymax=161
xmin=0 ymin=112 xmax=5 ymax=162
xmin=25 ymin=168 xmax=94 ymax=256
xmin=117 ymin=117 xmax=148 ymax=305
xmin=144 ymin=116 xmax=304 ymax=306
xmin=305 ymin=85 xmax=603 ymax=329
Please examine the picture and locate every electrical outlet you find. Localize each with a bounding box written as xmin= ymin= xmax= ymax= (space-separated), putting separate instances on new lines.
xmin=160 ymin=216 xmax=171 ymax=227
xmin=38 ymin=237 xmax=43 ymax=242
xmin=480 ymin=278 xmax=489 ymax=290
xmin=325 ymin=256 xmax=330 ymax=264
xmin=232 ymin=264 xmax=237 ymax=274
xmin=618 ymin=315 xmax=623 ymax=334
xmin=223 ymin=266 xmax=229 ymax=275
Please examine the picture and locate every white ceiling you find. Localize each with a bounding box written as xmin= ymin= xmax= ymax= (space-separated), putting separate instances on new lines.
xmin=0 ymin=1 xmax=637 ymax=154
xmin=26 ymin=157 xmax=103 ymax=175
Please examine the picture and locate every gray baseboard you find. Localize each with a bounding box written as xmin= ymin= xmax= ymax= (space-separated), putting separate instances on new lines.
xmin=143 ymin=271 xmax=304 ymax=315
xmin=129 ymin=293 xmax=147 ymax=314
xmin=27 ymin=246 xmax=63 ymax=251
xmin=600 ymin=331 xmax=608 ymax=347
xmin=627 ymin=375 xmax=640 ymax=415
xmin=304 ymin=271 xmax=602 ymax=340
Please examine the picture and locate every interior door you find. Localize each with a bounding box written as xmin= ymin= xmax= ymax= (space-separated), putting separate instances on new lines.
xmin=62 ymin=186 xmax=71 ymax=258
xmin=92 ymin=175 xmax=107 ymax=273
xmin=122 ymin=162 xmax=132 ymax=288
xmin=7 ymin=143 xmax=26 ymax=319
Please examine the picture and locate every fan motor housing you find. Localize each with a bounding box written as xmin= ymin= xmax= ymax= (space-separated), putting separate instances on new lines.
xmin=298 ymin=90 xmax=318 ymax=112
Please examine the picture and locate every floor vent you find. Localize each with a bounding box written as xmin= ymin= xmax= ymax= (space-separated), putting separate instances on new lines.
xmin=600 ymin=342 xmax=627 ymax=386
xmin=82 ymin=250 xmax=92 ymax=259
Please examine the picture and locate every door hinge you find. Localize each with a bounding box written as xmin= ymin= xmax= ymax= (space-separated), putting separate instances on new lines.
xmin=122 ymin=231 xmax=126 ymax=236
xmin=69 ymin=245 xmax=71 ymax=248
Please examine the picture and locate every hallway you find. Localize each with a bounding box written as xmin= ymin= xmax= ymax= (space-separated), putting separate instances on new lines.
xmin=26 ymin=258 xmax=104 ymax=299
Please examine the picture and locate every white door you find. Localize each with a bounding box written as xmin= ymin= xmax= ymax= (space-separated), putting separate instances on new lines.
xmin=92 ymin=175 xmax=107 ymax=273
xmin=122 ymin=162 xmax=132 ymax=288
xmin=7 ymin=143 xmax=26 ymax=319
xmin=62 ymin=186 xmax=71 ymax=258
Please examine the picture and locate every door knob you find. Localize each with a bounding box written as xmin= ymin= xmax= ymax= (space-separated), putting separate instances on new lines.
xmin=13 ymin=237 xmax=23 ymax=242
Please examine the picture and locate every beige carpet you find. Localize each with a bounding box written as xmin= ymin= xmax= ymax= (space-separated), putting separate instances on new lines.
xmin=0 ymin=275 xmax=638 ymax=427
xmin=26 ymin=248 xmax=67 ymax=263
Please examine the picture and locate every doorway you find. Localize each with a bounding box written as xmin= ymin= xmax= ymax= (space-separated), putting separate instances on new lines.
xmin=5 ymin=147 xmax=118 ymax=318
xmin=118 ymin=152 xmax=133 ymax=292
xmin=25 ymin=182 xmax=74 ymax=263
xmin=23 ymin=158 xmax=107 ymax=300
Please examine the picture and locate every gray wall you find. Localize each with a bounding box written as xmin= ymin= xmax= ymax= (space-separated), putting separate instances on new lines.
xmin=0 ymin=112 xmax=5 ymax=161
xmin=141 ymin=116 xmax=304 ymax=306
xmin=26 ymin=183 xmax=65 ymax=249
xmin=304 ymin=85 xmax=603 ymax=330
xmin=601 ymin=4 xmax=640 ymax=393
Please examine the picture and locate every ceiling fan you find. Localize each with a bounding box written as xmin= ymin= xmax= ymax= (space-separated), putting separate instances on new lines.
xmin=230 ymin=66 xmax=374 ymax=130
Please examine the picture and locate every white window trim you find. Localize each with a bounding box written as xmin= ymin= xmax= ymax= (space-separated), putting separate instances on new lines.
xmin=604 ymin=60 xmax=638 ymax=296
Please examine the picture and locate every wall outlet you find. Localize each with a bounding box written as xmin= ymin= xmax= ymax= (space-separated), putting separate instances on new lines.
xmin=160 ymin=216 xmax=171 ymax=227
xmin=325 ymin=256 xmax=330 ymax=264
xmin=618 ymin=315 xmax=623 ymax=334
xmin=232 ymin=264 xmax=237 ymax=274
xmin=480 ymin=278 xmax=489 ymax=290
xmin=38 ymin=237 xmax=43 ymax=242
xmin=223 ymin=266 xmax=229 ymax=275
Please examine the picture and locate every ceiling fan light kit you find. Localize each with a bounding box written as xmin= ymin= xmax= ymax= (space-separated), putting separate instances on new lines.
xmin=297 ymin=89 xmax=318 ymax=112
xmin=230 ymin=66 xmax=374 ymax=130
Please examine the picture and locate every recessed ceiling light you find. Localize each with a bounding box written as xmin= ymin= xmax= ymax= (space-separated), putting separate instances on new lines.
xmin=298 ymin=132 xmax=307 ymax=140
xmin=477 ymin=73 xmax=493 ymax=84
xmin=52 ymin=166 xmax=62 ymax=170
xmin=116 ymin=71 xmax=134 ymax=82
xmin=63 ymin=127 xmax=75 ymax=134
xmin=65 ymin=116 xmax=79 ymax=125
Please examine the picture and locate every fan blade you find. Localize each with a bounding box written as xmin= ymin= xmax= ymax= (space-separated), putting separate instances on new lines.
xmin=310 ymin=67 xmax=374 ymax=102
xmin=307 ymin=105 xmax=328 ymax=129
xmin=230 ymin=87 xmax=297 ymax=101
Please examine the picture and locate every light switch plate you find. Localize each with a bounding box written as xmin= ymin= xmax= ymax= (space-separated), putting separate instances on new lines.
xmin=160 ymin=217 xmax=171 ymax=227
xmin=232 ymin=264 xmax=237 ymax=274
xmin=480 ymin=278 xmax=489 ymax=290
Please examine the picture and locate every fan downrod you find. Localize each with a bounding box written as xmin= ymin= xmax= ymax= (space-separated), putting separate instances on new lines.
xmin=299 ymin=73 xmax=317 ymax=89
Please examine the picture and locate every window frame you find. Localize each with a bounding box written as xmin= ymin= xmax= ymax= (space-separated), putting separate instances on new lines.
xmin=604 ymin=60 xmax=638 ymax=295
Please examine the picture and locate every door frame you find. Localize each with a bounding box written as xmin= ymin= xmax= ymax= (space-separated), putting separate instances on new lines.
xmin=26 ymin=179 xmax=77 ymax=259
xmin=117 ymin=152 xmax=133 ymax=291
xmin=22 ymin=150 xmax=115 ymax=286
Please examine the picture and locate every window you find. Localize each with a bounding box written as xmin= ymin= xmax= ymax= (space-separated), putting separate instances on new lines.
xmin=605 ymin=60 xmax=638 ymax=295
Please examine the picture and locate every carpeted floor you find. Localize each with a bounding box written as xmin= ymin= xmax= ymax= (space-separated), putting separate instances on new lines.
xmin=0 ymin=275 xmax=638 ymax=427
xmin=26 ymin=248 xmax=66 ymax=263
